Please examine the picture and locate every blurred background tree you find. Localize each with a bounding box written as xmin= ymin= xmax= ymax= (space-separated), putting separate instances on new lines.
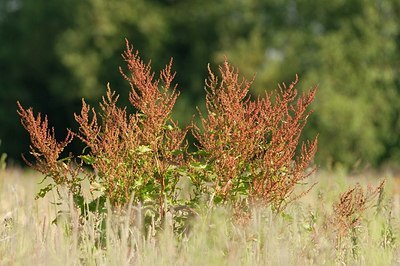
xmin=0 ymin=0 xmax=399 ymax=169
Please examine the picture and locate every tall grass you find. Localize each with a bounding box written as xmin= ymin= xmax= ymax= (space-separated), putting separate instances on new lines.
xmin=0 ymin=169 xmax=397 ymax=265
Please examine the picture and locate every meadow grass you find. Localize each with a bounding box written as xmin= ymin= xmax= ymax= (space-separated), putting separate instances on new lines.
xmin=0 ymin=168 xmax=398 ymax=265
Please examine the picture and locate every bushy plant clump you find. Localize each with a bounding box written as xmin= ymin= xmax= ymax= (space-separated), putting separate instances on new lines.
xmin=192 ymin=61 xmax=317 ymax=212
xmin=17 ymin=39 xmax=317 ymax=226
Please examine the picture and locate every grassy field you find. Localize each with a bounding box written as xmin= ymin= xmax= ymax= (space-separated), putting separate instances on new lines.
xmin=0 ymin=167 xmax=398 ymax=265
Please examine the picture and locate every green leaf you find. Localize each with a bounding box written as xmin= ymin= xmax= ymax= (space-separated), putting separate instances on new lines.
xmin=35 ymin=184 xmax=55 ymax=199
xmin=190 ymin=161 xmax=209 ymax=170
xmin=0 ymin=153 xmax=7 ymax=171
xmin=81 ymin=154 xmax=96 ymax=165
xmin=213 ymin=194 xmax=224 ymax=204
xmin=192 ymin=149 xmax=210 ymax=156
xmin=280 ymin=211 xmax=293 ymax=222
xmin=171 ymin=149 xmax=184 ymax=155
xmin=57 ymin=156 xmax=73 ymax=163
xmin=73 ymin=194 xmax=85 ymax=209
xmin=137 ymin=145 xmax=152 ymax=154
xmin=88 ymin=195 xmax=107 ymax=214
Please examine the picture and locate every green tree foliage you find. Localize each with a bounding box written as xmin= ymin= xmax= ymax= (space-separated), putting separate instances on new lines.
xmin=0 ymin=0 xmax=80 ymax=160
xmin=1 ymin=0 xmax=399 ymax=167
xmin=303 ymin=2 xmax=400 ymax=166
xmin=56 ymin=0 xmax=170 ymax=101
xmin=215 ymin=0 xmax=400 ymax=167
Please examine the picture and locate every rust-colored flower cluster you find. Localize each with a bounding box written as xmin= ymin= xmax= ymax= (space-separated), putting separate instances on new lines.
xmin=17 ymin=102 xmax=77 ymax=191
xmin=193 ymin=60 xmax=317 ymax=211
xmin=331 ymin=180 xmax=385 ymax=238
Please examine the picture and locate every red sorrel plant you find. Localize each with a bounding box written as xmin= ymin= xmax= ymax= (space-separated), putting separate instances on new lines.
xmin=18 ymin=39 xmax=188 ymax=222
xmin=18 ymin=39 xmax=318 ymax=228
xmin=192 ymin=60 xmax=318 ymax=212
xmin=331 ymin=180 xmax=385 ymax=258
